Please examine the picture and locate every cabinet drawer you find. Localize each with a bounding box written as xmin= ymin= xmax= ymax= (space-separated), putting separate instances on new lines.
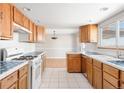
xmin=103 ymin=64 xmax=119 ymax=79
xmin=8 ymin=82 xmax=17 ymax=89
xmin=103 ymin=72 xmax=119 ymax=88
xmin=93 ymin=59 xmax=102 ymax=69
xmin=103 ymin=79 xmax=116 ymax=89
xmin=67 ymin=54 xmax=81 ymax=58
xmin=0 ymin=71 xmax=18 ymax=89
xmin=19 ymin=65 xmax=28 ymax=78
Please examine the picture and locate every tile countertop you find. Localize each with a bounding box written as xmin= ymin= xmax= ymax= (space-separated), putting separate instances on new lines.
xmin=0 ymin=61 xmax=28 ymax=80
xmin=81 ymin=51 xmax=124 ymax=71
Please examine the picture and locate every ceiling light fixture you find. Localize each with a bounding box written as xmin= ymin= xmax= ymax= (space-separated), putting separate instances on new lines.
xmin=51 ymin=31 xmax=58 ymax=40
xmin=23 ymin=7 xmax=32 ymax=11
xmin=100 ymin=7 xmax=109 ymax=11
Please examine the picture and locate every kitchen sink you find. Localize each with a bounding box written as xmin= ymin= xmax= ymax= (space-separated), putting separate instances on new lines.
xmin=107 ymin=60 xmax=124 ymax=66
xmin=86 ymin=52 xmax=102 ymax=55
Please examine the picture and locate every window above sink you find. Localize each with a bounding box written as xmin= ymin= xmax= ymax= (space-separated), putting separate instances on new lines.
xmin=98 ymin=19 xmax=124 ymax=49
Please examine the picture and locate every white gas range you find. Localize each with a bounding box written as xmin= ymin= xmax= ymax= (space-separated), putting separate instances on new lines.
xmin=2 ymin=48 xmax=43 ymax=89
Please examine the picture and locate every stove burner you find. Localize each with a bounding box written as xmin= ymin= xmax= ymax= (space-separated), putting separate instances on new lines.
xmin=12 ymin=55 xmax=37 ymax=60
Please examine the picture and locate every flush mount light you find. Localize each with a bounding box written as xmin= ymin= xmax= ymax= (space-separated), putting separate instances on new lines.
xmin=23 ymin=7 xmax=32 ymax=11
xmin=100 ymin=7 xmax=109 ymax=11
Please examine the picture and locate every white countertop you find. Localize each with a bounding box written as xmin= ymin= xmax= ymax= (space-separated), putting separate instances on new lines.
xmin=81 ymin=51 xmax=124 ymax=71
xmin=0 ymin=61 xmax=28 ymax=80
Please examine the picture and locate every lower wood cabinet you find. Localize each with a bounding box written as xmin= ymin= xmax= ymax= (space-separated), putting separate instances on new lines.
xmin=0 ymin=65 xmax=28 ymax=89
xmin=18 ymin=65 xmax=28 ymax=89
xmin=103 ymin=79 xmax=116 ymax=89
xmin=81 ymin=55 xmax=86 ymax=73
xmin=19 ymin=74 xmax=28 ymax=89
xmin=92 ymin=59 xmax=103 ymax=89
xmin=8 ymin=82 xmax=18 ymax=89
xmin=0 ymin=71 xmax=18 ymax=89
xmin=67 ymin=53 xmax=81 ymax=73
xmin=86 ymin=57 xmax=93 ymax=85
xmin=103 ymin=64 xmax=119 ymax=89
xmin=120 ymin=71 xmax=124 ymax=89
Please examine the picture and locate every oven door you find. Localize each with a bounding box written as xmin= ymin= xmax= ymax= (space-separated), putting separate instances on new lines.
xmin=32 ymin=57 xmax=41 ymax=89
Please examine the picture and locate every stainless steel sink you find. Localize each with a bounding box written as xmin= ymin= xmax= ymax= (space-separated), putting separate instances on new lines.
xmin=86 ymin=52 xmax=102 ymax=55
xmin=107 ymin=60 xmax=124 ymax=66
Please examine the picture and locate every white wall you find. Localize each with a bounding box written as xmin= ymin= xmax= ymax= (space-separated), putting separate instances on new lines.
xmin=36 ymin=28 xmax=79 ymax=58
xmin=0 ymin=32 xmax=35 ymax=53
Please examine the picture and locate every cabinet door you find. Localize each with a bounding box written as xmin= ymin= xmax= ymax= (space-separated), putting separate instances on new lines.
xmin=68 ymin=58 xmax=81 ymax=72
xmin=93 ymin=66 xmax=102 ymax=89
xmin=13 ymin=7 xmax=23 ymax=26
xmin=29 ymin=21 xmax=34 ymax=42
xmin=81 ymin=56 xmax=86 ymax=73
xmin=37 ymin=26 xmax=45 ymax=42
xmin=19 ymin=74 xmax=28 ymax=89
xmin=33 ymin=24 xmax=37 ymax=42
xmin=86 ymin=62 xmax=93 ymax=85
xmin=23 ymin=16 xmax=30 ymax=29
xmin=0 ymin=4 xmax=12 ymax=39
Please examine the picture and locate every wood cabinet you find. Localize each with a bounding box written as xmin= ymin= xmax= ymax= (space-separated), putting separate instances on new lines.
xmin=79 ymin=24 xmax=98 ymax=43
xmin=33 ymin=24 xmax=37 ymax=42
xmin=19 ymin=74 xmax=28 ymax=89
xmin=13 ymin=7 xmax=23 ymax=26
xmin=93 ymin=59 xmax=103 ymax=89
xmin=0 ymin=71 xmax=18 ymax=89
xmin=86 ymin=57 xmax=93 ymax=85
xmin=23 ymin=16 xmax=30 ymax=30
xmin=8 ymin=82 xmax=18 ymax=89
xmin=103 ymin=64 xmax=119 ymax=89
xmin=37 ymin=26 xmax=45 ymax=42
xmin=120 ymin=71 xmax=124 ymax=89
xmin=29 ymin=21 xmax=34 ymax=42
xmin=0 ymin=4 xmax=12 ymax=39
xmin=0 ymin=65 xmax=28 ymax=89
xmin=18 ymin=65 xmax=28 ymax=89
xmin=28 ymin=22 xmax=37 ymax=43
xmin=81 ymin=55 xmax=86 ymax=73
xmin=67 ymin=53 xmax=81 ymax=73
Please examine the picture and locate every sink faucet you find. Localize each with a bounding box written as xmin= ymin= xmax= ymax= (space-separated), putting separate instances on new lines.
xmin=116 ymin=50 xmax=124 ymax=59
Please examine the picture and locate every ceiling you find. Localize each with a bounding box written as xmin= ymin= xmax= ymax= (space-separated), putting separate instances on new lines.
xmin=15 ymin=3 xmax=124 ymax=29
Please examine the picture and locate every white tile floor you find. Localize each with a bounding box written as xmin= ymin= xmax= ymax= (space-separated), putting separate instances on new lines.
xmin=40 ymin=68 xmax=93 ymax=89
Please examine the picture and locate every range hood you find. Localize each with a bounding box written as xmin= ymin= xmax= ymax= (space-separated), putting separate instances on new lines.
xmin=13 ymin=22 xmax=32 ymax=34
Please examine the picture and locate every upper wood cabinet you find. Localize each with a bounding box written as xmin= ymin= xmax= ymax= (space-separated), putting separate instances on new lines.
xmin=79 ymin=24 xmax=98 ymax=43
xmin=28 ymin=22 xmax=37 ymax=43
xmin=28 ymin=21 xmax=34 ymax=42
xmin=37 ymin=26 xmax=45 ymax=42
xmin=33 ymin=24 xmax=37 ymax=42
xmin=13 ymin=7 xmax=23 ymax=26
xmin=0 ymin=4 xmax=12 ymax=40
xmin=23 ymin=16 xmax=30 ymax=30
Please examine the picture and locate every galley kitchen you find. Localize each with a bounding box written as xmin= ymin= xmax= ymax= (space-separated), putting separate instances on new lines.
xmin=0 ymin=3 xmax=124 ymax=89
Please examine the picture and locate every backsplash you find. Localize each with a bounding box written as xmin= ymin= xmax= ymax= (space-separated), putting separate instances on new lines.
xmin=80 ymin=43 xmax=124 ymax=58
xmin=0 ymin=32 xmax=35 ymax=53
